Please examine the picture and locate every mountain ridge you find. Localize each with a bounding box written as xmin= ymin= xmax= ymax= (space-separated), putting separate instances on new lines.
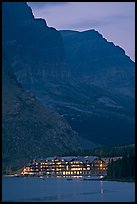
xmin=2 ymin=2 xmax=135 ymax=172
xmin=60 ymin=29 xmax=134 ymax=98
xmin=2 ymin=55 xmax=82 ymax=173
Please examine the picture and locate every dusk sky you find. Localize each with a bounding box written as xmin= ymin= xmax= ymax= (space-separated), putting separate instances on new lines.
xmin=27 ymin=2 xmax=135 ymax=62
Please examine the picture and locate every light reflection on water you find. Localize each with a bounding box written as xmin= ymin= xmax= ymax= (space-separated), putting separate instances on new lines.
xmin=2 ymin=177 xmax=135 ymax=202
xmin=100 ymin=180 xmax=104 ymax=194
xmin=6 ymin=188 xmax=113 ymax=202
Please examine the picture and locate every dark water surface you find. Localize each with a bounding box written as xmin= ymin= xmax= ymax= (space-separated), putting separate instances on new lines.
xmin=2 ymin=176 xmax=135 ymax=202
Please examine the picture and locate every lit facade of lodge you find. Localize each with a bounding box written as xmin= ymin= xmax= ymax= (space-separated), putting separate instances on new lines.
xmin=21 ymin=156 xmax=107 ymax=176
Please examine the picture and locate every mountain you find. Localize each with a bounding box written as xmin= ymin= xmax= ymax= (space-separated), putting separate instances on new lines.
xmin=2 ymin=53 xmax=82 ymax=173
xmin=2 ymin=2 xmax=68 ymax=89
xmin=58 ymin=30 xmax=135 ymax=145
xmin=60 ymin=29 xmax=135 ymax=98
xmin=2 ymin=1 xmax=135 ymax=159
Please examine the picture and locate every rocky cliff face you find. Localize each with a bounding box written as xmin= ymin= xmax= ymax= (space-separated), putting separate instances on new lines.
xmin=2 ymin=2 xmax=135 ymax=161
xmin=60 ymin=30 xmax=135 ymax=98
xmin=2 ymin=2 xmax=68 ymax=92
xmin=2 ymin=54 xmax=81 ymax=173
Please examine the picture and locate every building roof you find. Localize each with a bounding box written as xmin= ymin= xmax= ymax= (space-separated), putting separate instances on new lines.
xmin=45 ymin=157 xmax=57 ymax=161
xmin=31 ymin=155 xmax=100 ymax=163
xmin=62 ymin=156 xmax=77 ymax=162
xmin=84 ymin=156 xmax=99 ymax=163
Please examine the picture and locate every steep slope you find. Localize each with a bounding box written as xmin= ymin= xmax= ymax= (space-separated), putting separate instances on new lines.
xmin=2 ymin=2 xmax=68 ymax=90
xmin=58 ymin=30 xmax=135 ymax=145
xmin=60 ymin=30 xmax=135 ymax=98
xmin=2 ymin=55 xmax=81 ymax=173
xmin=2 ymin=2 xmax=135 ymax=148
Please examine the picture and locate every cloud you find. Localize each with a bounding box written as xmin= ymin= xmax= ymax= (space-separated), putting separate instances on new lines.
xmin=63 ymin=18 xmax=111 ymax=30
xmin=28 ymin=2 xmax=134 ymax=29
xmin=27 ymin=2 xmax=135 ymax=61
xmin=27 ymin=2 xmax=68 ymax=9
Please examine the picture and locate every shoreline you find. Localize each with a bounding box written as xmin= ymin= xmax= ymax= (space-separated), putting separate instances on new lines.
xmin=2 ymin=175 xmax=135 ymax=182
xmin=102 ymin=177 xmax=135 ymax=182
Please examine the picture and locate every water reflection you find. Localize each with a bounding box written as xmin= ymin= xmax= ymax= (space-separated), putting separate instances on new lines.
xmin=100 ymin=181 xmax=104 ymax=194
xmin=3 ymin=177 xmax=135 ymax=202
xmin=11 ymin=190 xmax=105 ymax=202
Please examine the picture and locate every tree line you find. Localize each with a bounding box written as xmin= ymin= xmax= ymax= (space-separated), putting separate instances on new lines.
xmin=106 ymin=154 xmax=135 ymax=180
xmin=62 ymin=144 xmax=135 ymax=158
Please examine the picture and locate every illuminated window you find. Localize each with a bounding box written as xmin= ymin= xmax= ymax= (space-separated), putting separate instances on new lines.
xmin=63 ymin=171 xmax=66 ymax=175
xmin=87 ymin=167 xmax=90 ymax=170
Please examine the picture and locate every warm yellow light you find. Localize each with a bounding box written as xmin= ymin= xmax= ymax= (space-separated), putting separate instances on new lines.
xmin=66 ymin=165 xmax=69 ymax=170
xmin=63 ymin=171 xmax=66 ymax=175
xmin=87 ymin=167 xmax=90 ymax=170
xmin=71 ymin=168 xmax=75 ymax=171
xmin=56 ymin=162 xmax=61 ymax=165
xmin=56 ymin=168 xmax=61 ymax=171
xmin=100 ymin=164 xmax=103 ymax=167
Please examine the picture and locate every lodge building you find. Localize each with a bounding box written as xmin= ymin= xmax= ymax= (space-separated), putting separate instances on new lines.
xmin=21 ymin=156 xmax=108 ymax=176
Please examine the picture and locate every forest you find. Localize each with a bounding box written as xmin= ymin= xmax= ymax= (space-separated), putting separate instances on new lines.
xmin=105 ymin=154 xmax=135 ymax=181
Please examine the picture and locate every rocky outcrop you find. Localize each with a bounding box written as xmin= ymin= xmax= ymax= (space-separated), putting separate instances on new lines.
xmin=2 ymin=2 xmax=68 ymax=91
xmin=2 ymin=52 xmax=81 ymax=173
xmin=2 ymin=2 xmax=135 ymax=158
xmin=60 ymin=29 xmax=135 ymax=98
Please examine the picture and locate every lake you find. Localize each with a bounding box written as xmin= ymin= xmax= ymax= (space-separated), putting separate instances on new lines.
xmin=2 ymin=176 xmax=135 ymax=202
